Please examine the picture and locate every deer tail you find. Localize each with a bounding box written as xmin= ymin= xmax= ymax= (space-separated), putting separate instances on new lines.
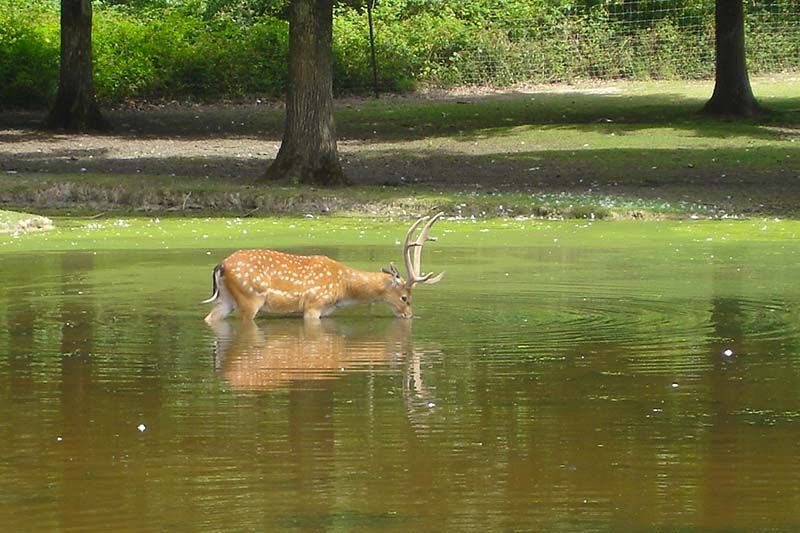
xmin=201 ymin=264 xmax=224 ymax=304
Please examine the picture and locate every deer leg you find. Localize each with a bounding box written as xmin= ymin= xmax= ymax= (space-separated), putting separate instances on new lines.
xmin=220 ymin=274 xmax=265 ymax=323
xmin=204 ymin=285 xmax=236 ymax=324
xmin=237 ymin=296 xmax=264 ymax=322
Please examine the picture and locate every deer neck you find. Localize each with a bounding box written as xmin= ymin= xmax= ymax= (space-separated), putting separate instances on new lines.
xmin=342 ymin=268 xmax=391 ymax=304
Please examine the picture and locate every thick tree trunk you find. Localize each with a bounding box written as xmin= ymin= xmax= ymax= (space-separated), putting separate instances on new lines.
xmin=263 ymin=0 xmax=348 ymax=186
xmin=703 ymin=0 xmax=762 ymax=116
xmin=46 ymin=0 xmax=110 ymax=131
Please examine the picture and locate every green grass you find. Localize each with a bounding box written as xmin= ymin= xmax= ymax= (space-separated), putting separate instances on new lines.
xmin=335 ymin=78 xmax=800 ymax=167
xmin=2 ymin=77 xmax=799 ymax=219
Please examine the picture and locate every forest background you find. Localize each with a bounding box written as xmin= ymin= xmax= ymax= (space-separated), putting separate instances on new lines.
xmin=3 ymin=0 xmax=800 ymax=108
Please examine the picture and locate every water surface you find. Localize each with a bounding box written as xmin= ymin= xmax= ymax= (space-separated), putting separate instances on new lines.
xmin=2 ymin=218 xmax=800 ymax=531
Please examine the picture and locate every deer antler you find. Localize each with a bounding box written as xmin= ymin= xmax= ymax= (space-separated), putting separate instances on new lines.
xmin=402 ymin=212 xmax=445 ymax=288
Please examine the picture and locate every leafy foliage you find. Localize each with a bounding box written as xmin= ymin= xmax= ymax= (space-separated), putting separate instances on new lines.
xmin=0 ymin=1 xmax=59 ymax=107
xmin=1 ymin=0 xmax=798 ymax=106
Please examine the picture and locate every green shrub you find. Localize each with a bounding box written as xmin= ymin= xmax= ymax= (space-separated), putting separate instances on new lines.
xmin=0 ymin=0 xmax=798 ymax=106
xmin=92 ymin=7 xmax=288 ymax=101
xmin=93 ymin=8 xmax=160 ymax=100
xmin=334 ymin=9 xmax=473 ymax=93
xmin=0 ymin=1 xmax=59 ymax=108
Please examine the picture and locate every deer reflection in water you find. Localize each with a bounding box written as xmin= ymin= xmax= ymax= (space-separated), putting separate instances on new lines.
xmin=209 ymin=319 xmax=439 ymax=422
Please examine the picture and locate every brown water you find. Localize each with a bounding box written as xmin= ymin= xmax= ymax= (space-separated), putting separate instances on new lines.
xmin=3 ymin=226 xmax=800 ymax=531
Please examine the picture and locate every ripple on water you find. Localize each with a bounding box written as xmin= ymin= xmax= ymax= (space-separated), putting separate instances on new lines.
xmin=435 ymin=277 xmax=800 ymax=378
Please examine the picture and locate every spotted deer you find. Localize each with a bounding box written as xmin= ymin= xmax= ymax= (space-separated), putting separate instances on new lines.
xmin=203 ymin=213 xmax=445 ymax=322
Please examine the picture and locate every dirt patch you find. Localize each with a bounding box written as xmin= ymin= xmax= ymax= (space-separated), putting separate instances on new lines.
xmin=1 ymin=90 xmax=799 ymax=218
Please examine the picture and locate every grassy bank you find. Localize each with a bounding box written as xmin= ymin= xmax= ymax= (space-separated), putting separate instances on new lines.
xmin=1 ymin=78 xmax=798 ymax=220
xmin=0 ymin=174 xmax=698 ymax=220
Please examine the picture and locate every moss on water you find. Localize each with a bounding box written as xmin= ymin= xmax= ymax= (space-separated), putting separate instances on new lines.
xmin=1 ymin=216 xmax=797 ymax=255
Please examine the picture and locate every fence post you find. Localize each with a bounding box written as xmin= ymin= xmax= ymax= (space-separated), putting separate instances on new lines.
xmin=367 ymin=0 xmax=379 ymax=98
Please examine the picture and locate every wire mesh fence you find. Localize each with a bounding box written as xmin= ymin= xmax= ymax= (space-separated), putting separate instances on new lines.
xmin=4 ymin=0 xmax=798 ymax=104
xmin=353 ymin=0 xmax=800 ymax=92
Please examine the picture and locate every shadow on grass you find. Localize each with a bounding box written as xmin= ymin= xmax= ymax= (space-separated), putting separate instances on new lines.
xmin=2 ymin=90 xmax=798 ymax=144
xmin=338 ymin=91 xmax=800 ymax=143
xmin=2 ymin=87 xmax=799 ymax=217
xmin=4 ymin=143 xmax=798 ymax=188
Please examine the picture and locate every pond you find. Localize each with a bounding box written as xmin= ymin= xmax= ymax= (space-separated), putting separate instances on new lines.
xmin=2 ymin=217 xmax=800 ymax=531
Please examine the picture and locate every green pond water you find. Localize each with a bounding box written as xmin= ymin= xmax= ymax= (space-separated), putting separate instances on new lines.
xmin=2 ymin=217 xmax=800 ymax=531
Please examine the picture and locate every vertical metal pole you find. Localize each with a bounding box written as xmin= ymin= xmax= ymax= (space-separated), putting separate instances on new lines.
xmin=367 ymin=0 xmax=379 ymax=98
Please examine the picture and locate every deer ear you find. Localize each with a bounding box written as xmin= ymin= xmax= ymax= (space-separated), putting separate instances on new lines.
xmin=382 ymin=265 xmax=400 ymax=287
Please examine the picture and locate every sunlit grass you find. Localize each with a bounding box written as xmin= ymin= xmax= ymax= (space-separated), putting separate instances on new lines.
xmin=3 ymin=76 xmax=798 ymax=218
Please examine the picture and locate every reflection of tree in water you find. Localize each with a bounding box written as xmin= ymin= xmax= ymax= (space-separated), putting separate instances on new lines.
xmin=58 ymin=252 xmax=95 ymax=530
xmin=54 ymin=252 xmax=178 ymax=528
xmin=701 ymin=295 xmax=743 ymax=527
xmin=708 ymin=297 xmax=745 ymax=359
xmin=700 ymin=285 xmax=800 ymax=529
xmin=3 ymin=254 xmax=51 ymax=509
xmin=6 ymin=257 xmax=39 ymax=398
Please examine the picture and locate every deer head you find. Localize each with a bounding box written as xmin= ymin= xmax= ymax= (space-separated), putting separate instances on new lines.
xmin=380 ymin=213 xmax=445 ymax=318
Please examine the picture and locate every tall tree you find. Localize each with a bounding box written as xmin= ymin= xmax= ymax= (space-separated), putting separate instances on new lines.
xmin=263 ymin=0 xmax=348 ymax=186
xmin=703 ymin=0 xmax=762 ymax=116
xmin=46 ymin=0 xmax=110 ymax=131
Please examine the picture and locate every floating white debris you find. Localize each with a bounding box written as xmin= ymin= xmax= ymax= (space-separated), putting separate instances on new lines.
xmin=723 ymin=349 xmax=734 ymax=357
xmin=56 ymin=436 xmax=63 ymax=442
xmin=671 ymin=383 xmax=679 ymax=388
xmin=427 ymin=402 xmax=436 ymax=408
xmin=137 ymin=423 xmax=147 ymax=432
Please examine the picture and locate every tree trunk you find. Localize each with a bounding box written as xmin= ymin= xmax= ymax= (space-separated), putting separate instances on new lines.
xmin=46 ymin=0 xmax=110 ymax=131
xmin=703 ymin=0 xmax=762 ymax=116
xmin=263 ymin=0 xmax=348 ymax=186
